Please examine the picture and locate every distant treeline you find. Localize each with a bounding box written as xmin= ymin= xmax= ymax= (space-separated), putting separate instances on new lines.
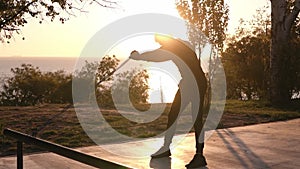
xmin=0 ymin=56 xmax=149 ymax=106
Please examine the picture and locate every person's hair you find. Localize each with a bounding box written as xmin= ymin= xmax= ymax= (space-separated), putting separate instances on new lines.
xmin=130 ymin=50 xmax=138 ymax=55
xmin=154 ymin=34 xmax=195 ymax=52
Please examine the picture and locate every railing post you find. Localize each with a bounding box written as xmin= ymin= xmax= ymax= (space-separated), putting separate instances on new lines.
xmin=17 ymin=141 xmax=23 ymax=169
xmin=4 ymin=128 xmax=132 ymax=169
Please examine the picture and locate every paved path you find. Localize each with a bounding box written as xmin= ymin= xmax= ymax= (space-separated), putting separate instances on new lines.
xmin=0 ymin=119 xmax=299 ymax=169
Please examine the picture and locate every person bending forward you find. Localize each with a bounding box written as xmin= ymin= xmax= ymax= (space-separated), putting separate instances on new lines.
xmin=129 ymin=35 xmax=208 ymax=168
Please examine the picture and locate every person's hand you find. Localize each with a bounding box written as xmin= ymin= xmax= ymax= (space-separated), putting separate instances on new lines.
xmin=129 ymin=50 xmax=140 ymax=60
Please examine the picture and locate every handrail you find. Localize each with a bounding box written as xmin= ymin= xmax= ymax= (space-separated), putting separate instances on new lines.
xmin=3 ymin=128 xmax=133 ymax=169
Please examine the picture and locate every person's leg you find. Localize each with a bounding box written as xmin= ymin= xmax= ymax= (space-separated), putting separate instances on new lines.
xmin=164 ymin=89 xmax=181 ymax=146
xmin=193 ymin=103 xmax=205 ymax=154
xmin=186 ymin=92 xmax=207 ymax=168
xmin=152 ymin=89 xmax=191 ymax=158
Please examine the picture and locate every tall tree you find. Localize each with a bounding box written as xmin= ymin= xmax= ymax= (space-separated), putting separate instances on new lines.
xmin=270 ymin=0 xmax=300 ymax=106
xmin=176 ymin=0 xmax=229 ymax=57
xmin=0 ymin=0 xmax=117 ymax=42
xmin=176 ymin=0 xmax=229 ymax=110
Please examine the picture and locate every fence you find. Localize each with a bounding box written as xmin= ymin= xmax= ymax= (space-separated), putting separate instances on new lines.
xmin=3 ymin=128 xmax=132 ymax=169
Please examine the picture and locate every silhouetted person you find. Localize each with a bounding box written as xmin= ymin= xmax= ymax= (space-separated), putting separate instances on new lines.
xmin=129 ymin=34 xmax=208 ymax=168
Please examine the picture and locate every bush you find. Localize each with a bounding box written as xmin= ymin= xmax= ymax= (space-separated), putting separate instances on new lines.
xmin=0 ymin=64 xmax=72 ymax=106
xmin=0 ymin=56 xmax=150 ymax=106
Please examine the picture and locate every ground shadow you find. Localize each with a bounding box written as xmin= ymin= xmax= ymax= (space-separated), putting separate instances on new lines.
xmin=149 ymin=157 xmax=171 ymax=169
xmin=216 ymin=129 xmax=271 ymax=169
xmin=149 ymin=157 xmax=209 ymax=169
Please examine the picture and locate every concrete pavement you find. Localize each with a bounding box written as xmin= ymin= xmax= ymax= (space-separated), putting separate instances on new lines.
xmin=0 ymin=119 xmax=299 ymax=169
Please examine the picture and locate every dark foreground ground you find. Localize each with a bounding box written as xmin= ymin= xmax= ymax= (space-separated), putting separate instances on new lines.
xmin=0 ymin=119 xmax=299 ymax=169
xmin=0 ymin=100 xmax=299 ymax=157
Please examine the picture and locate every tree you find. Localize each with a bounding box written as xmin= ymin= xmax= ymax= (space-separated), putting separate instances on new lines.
xmin=74 ymin=56 xmax=149 ymax=107
xmin=223 ymin=34 xmax=270 ymax=100
xmin=270 ymin=0 xmax=300 ymax=106
xmin=74 ymin=55 xmax=120 ymax=103
xmin=176 ymin=0 xmax=229 ymax=57
xmin=111 ymin=69 xmax=149 ymax=105
xmin=223 ymin=5 xmax=300 ymax=102
xmin=0 ymin=0 xmax=117 ymax=42
xmin=176 ymin=0 xmax=229 ymax=111
xmin=289 ymin=24 xmax=300 ymax=99
xmin=129 ymin=70 xmax=149 ymax=104
xmin=223 ymin=7 xmax=271 ymax=100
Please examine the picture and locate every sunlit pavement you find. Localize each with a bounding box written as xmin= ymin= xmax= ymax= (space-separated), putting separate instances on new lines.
xmin=0 ymin=119 xmax=299 ymax=169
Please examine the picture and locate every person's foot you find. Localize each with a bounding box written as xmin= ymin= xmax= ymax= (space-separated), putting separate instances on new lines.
xmin=151 ymin=146 xmax=171 ymax=158
xmin=185 ymin=153 xmax=207 ymax=168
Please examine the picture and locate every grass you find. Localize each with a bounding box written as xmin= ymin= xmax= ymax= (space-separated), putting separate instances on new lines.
xmin=0 ymin=100 xmax=299 ymax=157
xmin=220 ymin=100 xmax=300 ymax=127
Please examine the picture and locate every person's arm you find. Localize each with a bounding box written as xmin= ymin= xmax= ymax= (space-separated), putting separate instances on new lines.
xmin=129 ymin=48 xmax=174 ymax=62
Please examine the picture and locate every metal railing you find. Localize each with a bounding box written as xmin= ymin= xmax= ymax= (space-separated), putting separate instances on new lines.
xmin=3 ymin=128 xmax=132 ymax=169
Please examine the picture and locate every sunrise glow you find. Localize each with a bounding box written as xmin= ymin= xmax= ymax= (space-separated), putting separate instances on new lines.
xmin=0 ymin=0 xmax=270 ymax=103
xmin=0 ymin=0 xmax=269 ymax=57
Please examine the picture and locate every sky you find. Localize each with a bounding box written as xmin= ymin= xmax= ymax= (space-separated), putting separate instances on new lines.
xmin=0 ymin=0 xmax=270 ymax=58
xmin=0 ymin=0 xmax=270 ymax=103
